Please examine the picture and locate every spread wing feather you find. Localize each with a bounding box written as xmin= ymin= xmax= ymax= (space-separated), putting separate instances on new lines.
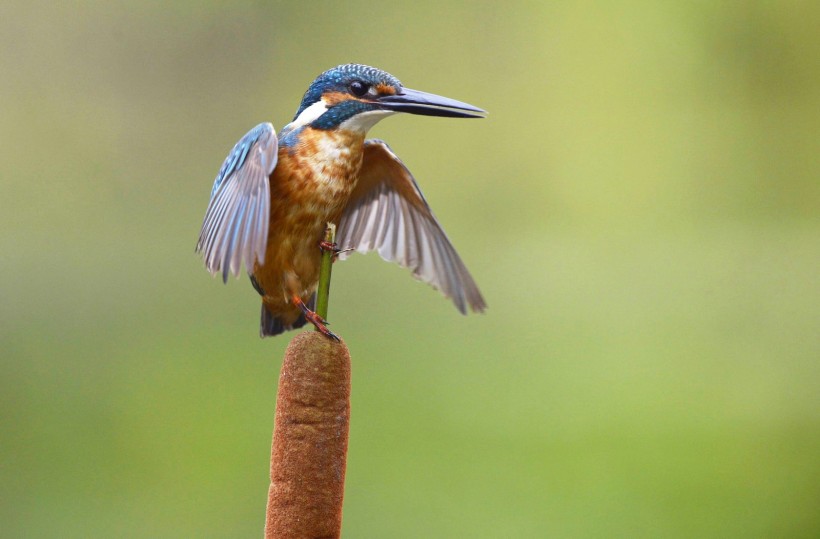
xmin=196 ymin=123 xmax=277 ymax=282
xmin=337 ymin=139 xmax=486 ymax=313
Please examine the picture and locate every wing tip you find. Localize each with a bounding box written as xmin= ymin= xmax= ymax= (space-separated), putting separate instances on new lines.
xmin=452 ymin=290 xmax=487 ymax=315
xmin=469 ymin=298 xmax=488 ymax=314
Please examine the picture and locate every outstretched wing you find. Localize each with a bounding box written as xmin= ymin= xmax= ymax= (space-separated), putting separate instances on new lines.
xmin=336 ymin=139 xmax=486 ymax=314
xmin=196 ymin=123 xmax=277 ymax=282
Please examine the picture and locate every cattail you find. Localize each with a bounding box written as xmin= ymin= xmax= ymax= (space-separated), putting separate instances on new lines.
xmin=265 ymin=331 xmax=351 ymax=539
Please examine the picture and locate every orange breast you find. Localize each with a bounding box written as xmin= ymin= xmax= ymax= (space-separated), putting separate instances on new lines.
xmin=252 ymin=127 xmax=365 ymax=305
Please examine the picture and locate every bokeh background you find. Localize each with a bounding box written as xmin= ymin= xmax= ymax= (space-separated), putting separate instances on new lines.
xmin=2 ymin=1 xmax=818 ymax=537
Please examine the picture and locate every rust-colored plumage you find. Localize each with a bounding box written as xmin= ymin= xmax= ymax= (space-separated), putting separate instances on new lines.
xmin=255 ymin=128 xmax=365 ymax=331
xmin=196 ymin=64 xmax=487 ymax=340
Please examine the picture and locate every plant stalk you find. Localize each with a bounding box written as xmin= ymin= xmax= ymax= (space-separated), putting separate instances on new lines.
xmin=316 ymin=223 xmax=335 ymax=324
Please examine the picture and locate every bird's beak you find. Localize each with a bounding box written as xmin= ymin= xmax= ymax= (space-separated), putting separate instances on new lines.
xmin=376 ymin=87 xmax=486 ymax=118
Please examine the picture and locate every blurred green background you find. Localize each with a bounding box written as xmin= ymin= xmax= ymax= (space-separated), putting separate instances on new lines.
xmin=2 ymin=1 xmax=818 ymax=537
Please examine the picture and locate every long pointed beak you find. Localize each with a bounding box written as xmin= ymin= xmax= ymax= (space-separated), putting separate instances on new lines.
xmin=376 ymin=87 xmax=487 ymax=118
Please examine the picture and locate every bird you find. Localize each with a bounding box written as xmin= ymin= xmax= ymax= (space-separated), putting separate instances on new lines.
xmin=196 ymin=63 xmax=486 ymax=341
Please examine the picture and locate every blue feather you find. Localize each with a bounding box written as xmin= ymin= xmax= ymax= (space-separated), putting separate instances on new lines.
xmin=210 ymin=123 xmax=268 ymax=198
xmin=310 ymin=100 xmax=373 ymax=130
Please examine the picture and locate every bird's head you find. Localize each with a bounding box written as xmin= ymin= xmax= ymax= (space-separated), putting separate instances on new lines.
xmin=290 ymin=63 xmax=486 ymax=133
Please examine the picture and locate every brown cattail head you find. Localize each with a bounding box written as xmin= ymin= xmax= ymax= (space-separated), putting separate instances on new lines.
xmin=265 ymin=331 xmax=351 ymax=539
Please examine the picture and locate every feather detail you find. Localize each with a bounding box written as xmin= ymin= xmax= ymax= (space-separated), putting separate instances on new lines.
xmin=337 ymin=139 xmax=486 ymax=313
xmin=196 ymin=123 xmax=277 ymax=281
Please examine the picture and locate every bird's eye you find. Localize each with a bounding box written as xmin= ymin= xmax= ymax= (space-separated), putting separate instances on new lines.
xmin=349 ymin=81 xmax=369 ymax=97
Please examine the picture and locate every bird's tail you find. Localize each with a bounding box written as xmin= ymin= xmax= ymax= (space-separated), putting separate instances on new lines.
xmin=259 ymin=294 xmax=315 ymax=338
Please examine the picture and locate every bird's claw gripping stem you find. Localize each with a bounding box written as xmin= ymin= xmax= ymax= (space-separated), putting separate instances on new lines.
xmin=319 ymin=240 xmax=354 ymax=262
xmin=293 ymin=294 xmax=340 ymax=342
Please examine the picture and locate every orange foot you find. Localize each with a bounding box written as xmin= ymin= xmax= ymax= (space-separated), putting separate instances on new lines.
xmin=318 ymin=240 xmax=354 ymax=262
xmin=292 ymin=294 xmax=340 ymax=342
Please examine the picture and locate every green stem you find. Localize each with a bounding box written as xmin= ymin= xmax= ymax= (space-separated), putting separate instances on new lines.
xmin=315 ymin=223 xmax=335 ymax=324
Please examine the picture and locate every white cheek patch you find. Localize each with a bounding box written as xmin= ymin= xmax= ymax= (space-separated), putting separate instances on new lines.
xmin=338 ymin=110 xmax=396 ymax=133
xmin=289 ymin=99 xmax=329 ymax=128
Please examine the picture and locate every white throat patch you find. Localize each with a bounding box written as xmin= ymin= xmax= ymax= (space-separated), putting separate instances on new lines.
xmin=338 ymin=109 xmax=395 ymax=133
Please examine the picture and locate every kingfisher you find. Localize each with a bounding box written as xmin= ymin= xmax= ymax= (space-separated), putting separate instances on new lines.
xmin=196 ymin=63 xmax=486 ymax=341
